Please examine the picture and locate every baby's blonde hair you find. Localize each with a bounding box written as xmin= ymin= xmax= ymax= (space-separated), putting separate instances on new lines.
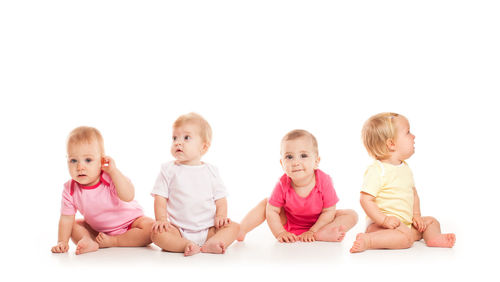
xmin=173 ymin=112 xmax=212 ymax=144
xmin=281 ymin=129 xmax=319 ymax=155
xmin=67 ymin=126 xmax=105 ymax=156
xmin=361 ymin=112 xmax=406 ymax=160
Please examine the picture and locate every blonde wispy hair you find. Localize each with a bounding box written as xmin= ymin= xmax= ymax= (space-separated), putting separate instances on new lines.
xmin=173 ymin=112 xmax=212 ymax=144
xmin=362 ymin=112 xmax=406 ymax=160
xmin=67 ymin=126 xmax=105 ymax=156
xmin=281 ymin=129 xmax=319 ymax=155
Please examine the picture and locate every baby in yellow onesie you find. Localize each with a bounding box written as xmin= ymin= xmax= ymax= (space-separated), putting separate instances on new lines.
xmin=350 ymin=112 xmax=456 ymax=253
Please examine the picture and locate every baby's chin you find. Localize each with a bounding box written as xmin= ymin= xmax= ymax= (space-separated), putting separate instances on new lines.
xmin=73 ymin=175 xmax=100 ymax=186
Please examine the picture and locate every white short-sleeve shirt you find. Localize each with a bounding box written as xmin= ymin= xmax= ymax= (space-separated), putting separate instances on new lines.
xmin=151 ymin=161 xmax=228 ymax=232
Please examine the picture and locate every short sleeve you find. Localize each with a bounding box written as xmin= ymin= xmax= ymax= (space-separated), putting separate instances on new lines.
xmin=60 ymin=182 xmax=77 ymax=215
xmin=268 ymin=178 xmax=286 ymax=208
xmin=209 ymin=165 xmax=228 ymax=200
xmin=151 ymin=163 xmax=172 ymax=198
xmin=318 ymin=172 xmax=339 ymax=208
xmin=361 ymin=164 xmax=382 ymax=197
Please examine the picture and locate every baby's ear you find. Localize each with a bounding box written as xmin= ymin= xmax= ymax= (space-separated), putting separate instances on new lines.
xmin=315 ymin=156 xmax=321 ymax=168
xmin=201 ymin=142 xmax=210 ymax=155
xmin=386 ymin=138 xmax=396 ymax=152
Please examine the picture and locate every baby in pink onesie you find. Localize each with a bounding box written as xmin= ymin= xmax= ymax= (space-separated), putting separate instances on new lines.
xmin=238 ymin=129 xmax=358 ymax=243
xmin=51 ymin=126 xmax=154 ymax=255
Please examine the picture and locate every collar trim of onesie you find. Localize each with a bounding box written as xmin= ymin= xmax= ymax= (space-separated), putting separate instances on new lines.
xmin=71 ymin=172 xmax=109 ymax=195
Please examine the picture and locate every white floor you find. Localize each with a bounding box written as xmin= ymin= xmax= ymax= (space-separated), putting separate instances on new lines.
xmin=11 ymin=219 xmax=489 ymax=282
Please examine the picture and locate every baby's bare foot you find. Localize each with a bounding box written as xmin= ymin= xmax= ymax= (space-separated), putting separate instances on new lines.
xmin=96 ymin=232 xmax=118 ymax=248
xmin=350 ymin=233 xmax=370 ymax=253
xmin=184 ymin=242 xmax=201 ymax=257
xmin=201 ymin=241 xmax=226 ymax=254
xmin=315 ymin=225 xmax=346 ymax=242
xmin=426 ymin=233 xmax=456 ymax=248
xmin=75 ymin=237 xmax=99 ymax=255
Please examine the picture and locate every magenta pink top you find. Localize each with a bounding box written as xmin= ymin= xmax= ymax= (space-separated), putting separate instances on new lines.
xmin=268 ymin=169 xmax=339 ymax=235
xmin=60 ymin=172 xmax=144 ymax=235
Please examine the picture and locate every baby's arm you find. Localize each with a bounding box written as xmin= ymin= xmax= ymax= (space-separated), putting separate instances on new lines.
xmin=360 ymin=192 xmax=400 ymax=229
xmin=215 ymin=198 xmax=231 ymax=228
xmin=299 ymin=206 xmax=336 ymax=242
xmin=152 ymin=195 xmax=170 ymax=233
xmin=412 ymin=187 xmax=426 ymax=232
xmin=101 ymin=156 xmax=135 ymax=202
xmin=265 ymin=203 xmax=297 ymax=243
xmin=51 ymin=215 xmax=75 ymax=253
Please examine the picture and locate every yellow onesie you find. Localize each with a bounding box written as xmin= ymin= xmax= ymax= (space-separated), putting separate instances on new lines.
xmin=361 ymin=160 xmax=415 ymax=228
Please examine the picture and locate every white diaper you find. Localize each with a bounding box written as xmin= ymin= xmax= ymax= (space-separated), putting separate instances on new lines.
xmin=178 ymin=227 xmax=209 ymax=246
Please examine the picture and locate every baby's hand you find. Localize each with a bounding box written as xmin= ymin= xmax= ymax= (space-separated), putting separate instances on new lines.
xmin=382 ymin=216 xmax=401 ymax=229
xmin=214 ymin=216 xmax=231 ymax=229
xmin=51 ymin=241 xmax=69 ymax=253
xmin=101 ymin=156 xmax=116 ymax=173
xmin=277 ymin=231 xmax=298 ymax=243
xmin=412 ymin=215 xmax=426 ymax=233
xmin=152 ymin=220 xmax=171 ymax=234
xmin=298 ymin=230 xmax=316 ymax=242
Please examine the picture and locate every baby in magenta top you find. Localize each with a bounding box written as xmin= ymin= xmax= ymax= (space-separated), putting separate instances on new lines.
xmin=51 ymin=126 xmax=154 ymax=255
xmin=238 ymin=129 xmax=358 ymax=243
xmin=269 ymin=169 xmax=339 ymax=236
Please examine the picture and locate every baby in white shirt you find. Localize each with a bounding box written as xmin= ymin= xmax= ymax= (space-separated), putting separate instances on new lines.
xmin=151 ymin=113 xmax=240 ymax=256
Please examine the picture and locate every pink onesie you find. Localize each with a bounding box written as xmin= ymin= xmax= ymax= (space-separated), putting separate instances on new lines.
xmin=268 ymin=169 xmax=339 ymax=235
xmin=60 ymin=172 xmax=144 ymax=235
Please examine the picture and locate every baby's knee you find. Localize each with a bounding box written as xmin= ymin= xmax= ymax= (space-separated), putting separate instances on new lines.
xmin=345 ymin=209 xmax=359 ymax=222
xmin=424 ymin=216 xmax=439 ymax=226
xmin=260 ymin=198 xmax=268 ymax=207
xmin=397 ymin=229 xmax=414 ymax=249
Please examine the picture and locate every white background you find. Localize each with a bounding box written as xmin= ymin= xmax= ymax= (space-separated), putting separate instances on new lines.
xmin=1 ymin=1 xmax=499 ymax=281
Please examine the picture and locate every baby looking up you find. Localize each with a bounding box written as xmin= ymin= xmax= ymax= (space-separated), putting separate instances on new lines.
xmin=150 ymin=113 xmax=240 ymax=256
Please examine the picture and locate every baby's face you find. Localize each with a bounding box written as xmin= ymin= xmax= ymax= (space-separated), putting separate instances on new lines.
xmin=280 ymin=136 xmax=319 ymax=185
xmin=67 ymin=140 xmax=102 ymax=186
xmin=393 ymin=117 xmax=415 ymax=160
xmin=171 ymin=123 xmax=208 ymax=165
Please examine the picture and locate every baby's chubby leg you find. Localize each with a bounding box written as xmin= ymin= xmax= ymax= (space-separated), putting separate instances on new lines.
xmin=96 ymin=216 xmax=154 ymax=248
xmin=237 ymin=198 xmax=267 ymax=241
xmin=71 ymin=219 xmax=99 ymax=255
xmin=420 ymin=216 xmax=456 ymax=248
xmin=202 ymin=222 xmax=240 ymax=254
xmin=151 ymin=224 xmax=200 ymax=256
xmin=350 ymin=223 xmax=414 ymax=253
xmin=314 ymin=209 xmax=358 ymax=242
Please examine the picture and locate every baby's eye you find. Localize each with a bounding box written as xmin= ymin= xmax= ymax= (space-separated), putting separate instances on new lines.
xmin=85 ymin=158 xmax=92 ymax=163
xmin=184 ymin=135 xmax=191 ymax=141
xmin=301 ymin=153 xmax=309 ymax=158
xmin=172 ymin=136 xmax=177 ymax=141
xmin=285 ymin=155 xmax=293 ymax=160
xmin=69 ymin=159 xmax=77 ymax=164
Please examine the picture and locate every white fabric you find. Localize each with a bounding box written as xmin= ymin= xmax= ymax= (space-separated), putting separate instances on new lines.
xmin=151 ymin=161 xmax=228 ymax=232
xmin=178 ymin=227 xmax=209 ymax=246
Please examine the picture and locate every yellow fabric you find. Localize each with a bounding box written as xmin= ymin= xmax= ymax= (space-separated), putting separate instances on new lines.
xmin=361 ymin=160 xmax=415 ymax=228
